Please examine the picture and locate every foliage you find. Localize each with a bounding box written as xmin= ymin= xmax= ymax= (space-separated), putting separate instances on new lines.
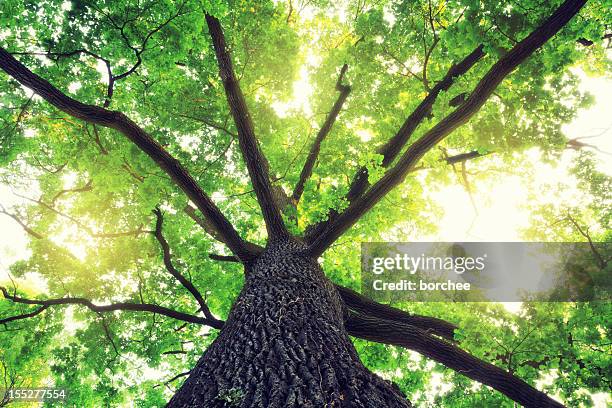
xmin=0 ymin=0 xmax=610 ymax=406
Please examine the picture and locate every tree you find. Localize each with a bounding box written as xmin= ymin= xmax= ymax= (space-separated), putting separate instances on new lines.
xmin=0 ymin=0 xmax=609 ymax=406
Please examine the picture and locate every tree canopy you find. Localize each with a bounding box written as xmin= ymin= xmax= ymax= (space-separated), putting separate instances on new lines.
xmin=0 ymin=0 xmax=610 ymax=406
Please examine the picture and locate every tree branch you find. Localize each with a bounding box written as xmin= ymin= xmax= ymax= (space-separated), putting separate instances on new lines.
xmin=163 ymin=370 xmax=192 ymax=385
xmin=346 ymin=313 xmax=565 ymax=408
xmin=292 ymin=64 xmax=351 ymax=204
xmin=305 ymin=45 xmax=485 ymax=241
xmin=94 ymin=2 xmax=188 ymax=106
xmin=0 ymin=286 xmax=221 ymax=329
xmin=0 ymin=205 xmax=43 ymax=239
xmin=10 ymin=49 xmax=115 ymax=106
xmin=0 ymin=47 xmax=254 ymax=261
xmin=565 ymin=212 xmax=608 ymax=269
xmin=176 ymin=113 xmax=237 ymax=138
xmin=306 ymin=0 xmax=586 ymax=257
xmin=205 ymin=14 xmax=289 ymax=239
xmin=444 ymin=149 xmax=489 ymax=165
xmin=378 ymin=45 xmax=485 ymax=168
xmin=152 ymin=208 xmax=222 ymax=326
xmin=111 ymin=5 xmax=186 ymax=82
xmin=208 ymin=253 xmax=242 ymax=262
xmin=49 ymin=179 xmax=93 ymax=205
xmin=0 ymin=305 xmax=48 ymax=325
xmin=335 ymin=284 xmax=456 ymax=340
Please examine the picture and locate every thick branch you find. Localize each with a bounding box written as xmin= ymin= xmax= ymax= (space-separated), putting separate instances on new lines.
xmin=208 ymin=254 xmax=242 ymax=262
xmin=11 ymin=49 xmax=115 ymax=106
xmin=307 ymin=0 xmax=586 ymax=257
xmin=444 ymin=149 xmax=489 ymax=165
xmin=152 ymin=208 xmax=221 ymax=326
xmin=346 ymin=313 xmax=565 ymax=408
xmin=0 ymin=47 xmax=253 ymax=261
xmin=378 ymin=45 xmax=485 ymax=168
xmin=206 ymin=14 xmax=289 ymax=239
xmin=0 ymin=286 xmax=221 ymax=329
xmin=335 ymin=284 xmax=456 ymax=340
xmin=292 ymin=64 xmax=351 ymax=203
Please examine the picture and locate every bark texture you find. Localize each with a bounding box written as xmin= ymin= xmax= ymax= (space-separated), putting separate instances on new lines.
xmin=168 ymin=239 xmax=411 ymax=407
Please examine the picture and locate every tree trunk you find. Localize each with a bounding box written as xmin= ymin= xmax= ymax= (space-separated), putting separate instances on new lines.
xmin=167 ymin=239 xmax=410 ymax=407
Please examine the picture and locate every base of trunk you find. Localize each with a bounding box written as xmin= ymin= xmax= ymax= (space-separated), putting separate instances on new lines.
xmin=167 ymin=239 xmax=411 ymax=407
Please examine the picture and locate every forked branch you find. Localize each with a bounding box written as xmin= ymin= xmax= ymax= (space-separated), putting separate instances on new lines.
xmin=152 ymin=208 xmax=222 ymax=326
xmin=307 ymin=0 xmax=586 ymax=257
xmin=0 ymin=205 xmax=43 ymax=239
xmin=306 ymin=45 xmax=485 ymax=240
xmin=0 ymin=47 xmax=254 ymax=261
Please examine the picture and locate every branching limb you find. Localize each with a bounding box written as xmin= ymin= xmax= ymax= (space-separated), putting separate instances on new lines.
xmin=306 ymin=45 xmax=485 ymax=240
xmin=111 ymin=4 xmax=188 ymax=83
xmin=10 ymin=49 xmax=115 ymax=106
xmin=378 ymin=45 xmax=485 ymax=169
xmin=0 ymin=286 xmax=221 ymax=329
xmin=205 ymin=14 xmax=289 ymax=239
xmin=0 ymin=47 xmax=254 ymax=261
xmin=346 ymin=313 xmax=565 ymax=408
xmin=306 ymin=0 xmax=586 ymax=257
xmin=292 ymin=64 xmax=351 ymax=204
xmin=152 ymin=208 xmax=222 ymax=327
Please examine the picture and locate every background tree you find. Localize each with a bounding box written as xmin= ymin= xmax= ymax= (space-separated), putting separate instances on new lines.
xmin=0 ymin=0 xmax=609 ymax=406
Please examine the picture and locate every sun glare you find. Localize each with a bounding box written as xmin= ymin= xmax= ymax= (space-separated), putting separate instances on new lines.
xmin=272 ymin=64 xmax=314 ymax=118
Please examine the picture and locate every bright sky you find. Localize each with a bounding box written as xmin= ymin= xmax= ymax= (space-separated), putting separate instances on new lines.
xmin=423 ymin=70 xmax=612 ymax=243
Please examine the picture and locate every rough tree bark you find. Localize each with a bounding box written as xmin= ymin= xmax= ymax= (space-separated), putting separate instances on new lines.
xmin=168 ymin=239 xmax=411 ymax=407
